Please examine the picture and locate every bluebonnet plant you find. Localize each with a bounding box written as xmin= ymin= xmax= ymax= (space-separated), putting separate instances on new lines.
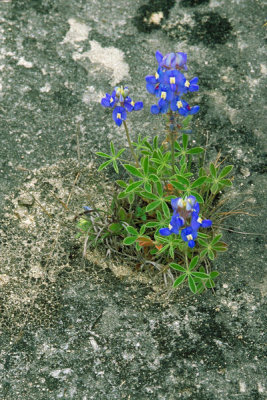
xmin=79 ymin=49 xmax=234 ymax=294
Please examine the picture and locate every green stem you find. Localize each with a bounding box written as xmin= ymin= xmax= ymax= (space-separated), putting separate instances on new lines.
xmin=167 ymin=111 xmax=176 ymax=174
xmin=170 ymin=132 xmax=175 ymax=175
xmin=185 ymin=251 xmax=189 ymax=272
xmin=188 ymin=154 xmax=192 ymax=173
xmin=123 ymin=121 xmax=140 ymax=167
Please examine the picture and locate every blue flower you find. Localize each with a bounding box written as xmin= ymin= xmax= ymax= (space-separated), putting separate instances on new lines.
xmin=171 ymin=196 xmax=198 ymax=219
xmin=158 ymin=85 xmax=173 ymax=106
xmin=159 ymin=214 xmax=185 ymax=236
xmin=181 ymin=227 xmax=198 ymax=248
xmin=101 ymin=90 xmax=117 ymax=108
xmin=156 ymin=51 xmax=188 ymax=70
xmin=112 ymin=106 xmax=127 ymax=127
xmin=165 ymin=70 xmax=186 ymax=92
xmin=170 ymin=97 xmax=199 ymax=116
xmin=191 ymin=212 xmax=212 ymax=231
xmin=150 ymin=102 xmax=169 ymax=114
xmin=124 ymin=97 xmax=143 ymax=112
xmin=146 ymin=67 xmax=163 ymax=85
xmin=101 ymin=86 xmax=143 ymax=126
xmin=83 ymin=206 xmax=92 ymax=211
xmin=184 ymin=77 xmax=199 ymax=93
xmin=170 ymin=96 xmax=189 ymax=115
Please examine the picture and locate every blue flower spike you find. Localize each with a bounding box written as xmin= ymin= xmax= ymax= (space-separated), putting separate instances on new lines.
xmin=159 ymin=196 xmax=212 ymax=248
xmin=101 ymin=85 xmax=143 ymax=127
xmin=146 ymin=50 xmax=199 ymax=120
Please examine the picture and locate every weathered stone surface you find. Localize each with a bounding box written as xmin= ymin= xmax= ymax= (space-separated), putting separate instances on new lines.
xmin=0 ymin=0 xmax=266 ymax=399
xmin=17 ymin=192 xmax=34 ymax=206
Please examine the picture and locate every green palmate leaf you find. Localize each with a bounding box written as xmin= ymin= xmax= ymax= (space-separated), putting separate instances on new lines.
xmin=195 ymin=282 xmax=205 ymax=294
xmin=156 ymin=182 xmax=163 ymax=196
xmin=219 ymin=179 xmax=232 ymax=187
xmin=198 ymin=238 xmax=208 ymax=247
xmin=199 ymin=167 xmax=206 ymax=177
xmin=148 ymin=173 xmax=159 ymax=182
xmin=128 ymin=192 xmax=135 ymax=204
xmin=176 ymin=175 xmax=190 ymax=186
xmin=219 ymin=165 xmax=233 ymax=179
xmin=212 ymin=243 xmax=228 ymax=252
xmin=110 ymin=141 xmax=116 ymax=156
xmin=135 ymin=242 xmax=141 ymax=251
xmin=206 ymin=279 xmax=215 ymax=288
xmin=191 ymin=176 xmax=207 ymax=189
xmin=182 ymin=134 xmax=189 ymax=150
xmin=108 ymin=223 xmax=123 ymax=233
xmin=117 ymin=148 xmax=126 ymax=157
xmin=208 ymin=249 xmax=215 ymax=260
xmin=171 ymin=181 xmax=186 ymax=191
xmin=140 ymin=191 xmax=158 ymax=200
xmin=117 ymin=191 xmax=128 ymax=199
xmin=197 ymin=232 xmax=210 ymax=239
xmin=98 ymin=159 xmax=113 ymax=171
xmin=210 ymin=271 xmax=219 ymax=279
xmin=156 ymin=210 xmax=163 ymax=220
xmin=210 ymin=163 xmax=217 ymax=178
xmin=200 ymin=249 xmax=208 ymax=258
xmin=182 ymin=115 xmax=193 ymax=128
xmin=170 ymin=263 xmax=186 ymax=272
xmin=125 ymin=181 xmax=143 ymax=193
xmin=126 ymin=226 xmax=138 ymax=236
xmin=145 ymin=221 xmax=160 ymax=228
xmin=189 ymin=256 xmax=199 ymax=271
xmin=112 ymin=159 xmax=119 ymax=173
xmin=77 ymin=218 xmax=91 ymax=232
xmin=168 ymin=245 xmax=175 ymax=259
xmin=191 ymin=271 xmax=209 ymax=279
xmin=211 ymin=183 xmax=219 ymax=194
xmin=144 ymin=140 xmax=153 ymax=151
xmin=124 ymin=164 xmax=143 ymax=178
xmin=142 ymin=155 xmax=149 ymax=175
xmin=173 ymin=273 xmax=187 ymax=288
xmin=188 ymin=275 xmax=197 ymax=294
xmin=180 ymin=155 xmax=186 ymax=166
xmin=123 ymin=236 xmax=136 ymax=245
xmin=118 ymin=207 xmax=128 ymax=222
xmin=190 ymin=191 xmax=204 ymax=203
xmin=144 ymin=182 xmax=152 ymax=193
xmin=146 ymin=200 xmax=161 ymax=212
xmin=157 ymin=244 xmax=169 ymax=254
xmin=211 ymin=234 xmax=222 ymax=245
xmin=140 ymin=225 xmax=146 ymax=235
xmin=153 ymin=135 xmax=158 ymax=149
xmin=164 ymin=195 xmax=177 ymax=201
xmin=116 ymin=180 xmax=127 ymax=188
xmin=162 ymin=201 xmax=170 ymax=218
xmin=96 ymin=152 xmax=111 ymax=158
xmin=187 ymin=147 xmax=204 ymax=154
xmin=174 ymin=142 xmax=182 ymax=151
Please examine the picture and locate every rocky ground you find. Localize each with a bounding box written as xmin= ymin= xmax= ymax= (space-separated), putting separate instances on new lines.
xmin=0 ymin=0 xmax=266 ymax=399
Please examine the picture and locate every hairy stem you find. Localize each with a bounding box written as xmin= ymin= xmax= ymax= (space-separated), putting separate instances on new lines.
xmin=123 ymin=121 xmax=140 ymax=167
